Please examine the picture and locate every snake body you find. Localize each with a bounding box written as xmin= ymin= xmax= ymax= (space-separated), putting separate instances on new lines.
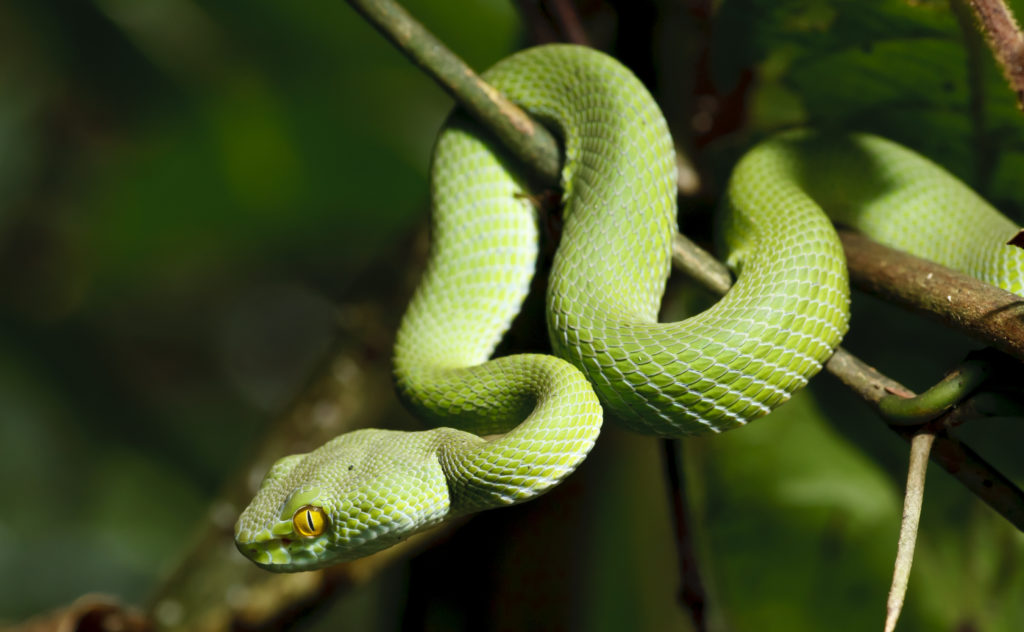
xmin=235 ymin=45 xmax=1024 ymax=571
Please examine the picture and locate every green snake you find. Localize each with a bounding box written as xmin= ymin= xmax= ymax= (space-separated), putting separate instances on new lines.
xmin=235 ymin=45 xmax=1024 ymax=571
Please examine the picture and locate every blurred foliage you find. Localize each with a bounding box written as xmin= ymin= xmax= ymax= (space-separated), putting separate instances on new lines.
xmin=1 ymin=0 xmax=1023 ymax=631
xmin=0 ymin=0 xmax=517 ymax=621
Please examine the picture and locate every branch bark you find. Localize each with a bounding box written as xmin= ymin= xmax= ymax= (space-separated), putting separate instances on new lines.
xmin=661 ymin=439 xmax=709 ymax=632
xmin=840 ymin=230 xmax=1024 ymax=362
xmin=963 ymin=0 xmax=1024 ymax=110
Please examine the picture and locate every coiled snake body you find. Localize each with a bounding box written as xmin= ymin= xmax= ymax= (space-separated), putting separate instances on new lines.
xmin=236 ymin=45 xmax=1024 ymax=571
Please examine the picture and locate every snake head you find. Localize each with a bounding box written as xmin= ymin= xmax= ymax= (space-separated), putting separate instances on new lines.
xmin=234 ymin=428 xmax=454 ymax=571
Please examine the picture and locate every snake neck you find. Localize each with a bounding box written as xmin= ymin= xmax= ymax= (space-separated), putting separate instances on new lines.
xmin=390 ymin=52 xmax=606 ymax=511
xmin=405 ymin=354 xmax=602 ymax=512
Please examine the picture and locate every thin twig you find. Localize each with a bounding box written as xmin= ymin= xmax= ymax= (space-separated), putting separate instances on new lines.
xmin=884 ymin=431 xmax=935 ymax=632
xmin=672 ymin=233 xmax=732 ymax=295
xmin=514 ymin=0 xmax=560 ymax=45
xmin=963 ymin=0 xmax=1024 ymax=110
xmin=951 ymin=0 xmax=995 ymax=188
xmin=661 ymin=439 xmax=709 ymax=631
xmin=547 ymin=0 xmax=591 ymax=46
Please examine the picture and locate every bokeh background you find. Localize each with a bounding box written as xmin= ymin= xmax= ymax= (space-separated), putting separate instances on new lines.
xmin=2 ymin=0 xmax=1024 ymax=630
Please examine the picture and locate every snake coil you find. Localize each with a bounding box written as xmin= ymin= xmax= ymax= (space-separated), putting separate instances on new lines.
xmin=236 ymin=45 xmax=1024 ymax=571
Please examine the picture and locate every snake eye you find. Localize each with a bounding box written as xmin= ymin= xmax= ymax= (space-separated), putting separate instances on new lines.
xmin=292 ymin=505 xmax=328 ymax=537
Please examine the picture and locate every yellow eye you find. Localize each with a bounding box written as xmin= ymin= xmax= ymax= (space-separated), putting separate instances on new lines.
xmin=292 ymin=505 xmax=328 ymax=537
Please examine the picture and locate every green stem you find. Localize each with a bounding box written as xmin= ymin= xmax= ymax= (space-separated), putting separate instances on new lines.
xmin=879 ymin=358 xmax=992 ymax=425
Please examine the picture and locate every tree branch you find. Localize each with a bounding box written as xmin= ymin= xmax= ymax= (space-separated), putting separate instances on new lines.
xmin=962 ymin=0 xmax=1024 ymax=110
xmin=672 ymin=233 xmax=732 ymax=295
xmin=546 ymin=0 xmax=591 ymax=46
xmin=661 ymin=439 xmax=709 ymax=632
xmin=840 ymin=230 xmax=1024 ymax=362
xmin=951 ymin=0 xmax=996 ymax=188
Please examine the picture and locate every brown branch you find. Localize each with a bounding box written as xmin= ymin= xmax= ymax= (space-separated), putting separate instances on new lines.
xmin=546 ymin=0 xmax=591 ymax=46
xmin=951 ymin=0 xmax=996 ymax=188
xmin=514 ymin=0 xmax=561 ymax=45
xmin=672 ymin=233 xmax=732 ymax=295
xmin=7 ymin=595 xmax=148 ymax=632
xmin=661 ymin=439 xmax=709 ymax=632
xmin=963 ymin=0 xmax=1024 ymax=110
xmin=840 ymin=230 xmax=1024 ymax=362
xmin=667 ymin=239 xmax=1024 ymax=531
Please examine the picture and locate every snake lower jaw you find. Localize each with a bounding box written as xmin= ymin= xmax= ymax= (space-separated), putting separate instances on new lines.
xmin=234 ymin=528 xmax=331 ymax=571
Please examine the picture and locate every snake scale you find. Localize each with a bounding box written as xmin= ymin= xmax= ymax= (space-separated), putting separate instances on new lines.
xmin=235 ymin=45 xmax=1024 ymax=571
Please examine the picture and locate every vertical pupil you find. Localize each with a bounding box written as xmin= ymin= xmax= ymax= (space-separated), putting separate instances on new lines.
xmin=306 ymin=510 xmax=316 ymax=531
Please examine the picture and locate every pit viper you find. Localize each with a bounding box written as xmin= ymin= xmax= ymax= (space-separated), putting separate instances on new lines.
xmin=235 ymin=44 xmax=1024 ymax=571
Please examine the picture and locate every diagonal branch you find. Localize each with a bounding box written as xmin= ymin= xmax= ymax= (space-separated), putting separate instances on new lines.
xmin=546 ymin=0 xmax=592 ymax=46
xmin=840 ymin=231 xmax=1024 ymax=362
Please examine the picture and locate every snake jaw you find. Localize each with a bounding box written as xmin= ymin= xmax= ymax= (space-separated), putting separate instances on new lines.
xmin=236 ymin=429 xmax=460 ymax=571
xmin=234 ymin=523 xmax=332 ymax=571
xmin=235 ymin=491 xmax=449 ymax=571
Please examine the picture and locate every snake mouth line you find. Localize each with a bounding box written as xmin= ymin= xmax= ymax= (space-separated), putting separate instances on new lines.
xmin=234 ymin=526 xmax=321 ymax=568
xmin=236 ymin=538 xmax=331 ymax=571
